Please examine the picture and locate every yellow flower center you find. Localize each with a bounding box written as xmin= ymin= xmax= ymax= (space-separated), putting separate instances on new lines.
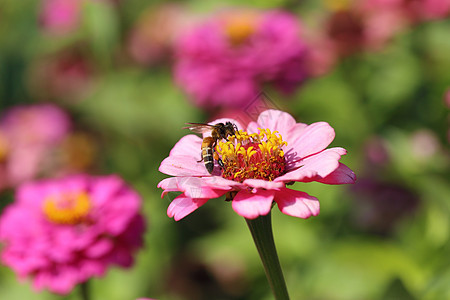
xmin=42 ymin=192 xmax=91 ymax=225
xmin=223 ymin=12 xmax=258 ymax=46
xmin=217 ymin=128 xmax=287 ymax=182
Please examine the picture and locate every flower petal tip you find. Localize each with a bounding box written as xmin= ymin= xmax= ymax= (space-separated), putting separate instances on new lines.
xmin=275 ymin=188 xmax=320 ymax=219
xmin=232 ymin=189 xmax=274 ymax=220
xmin=167 ymin=194 xmax=208 ymax=221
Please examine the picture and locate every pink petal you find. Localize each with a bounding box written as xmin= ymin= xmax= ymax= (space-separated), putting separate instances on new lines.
xmin=167 ymin=194 xmax=209 ymax=221
xmin=159 ymin=155 xmax=210 ymax=177
xmin=287 ymin=122 xmax=308 ymax=138
xmin=275 ymin=188 xmax=319 ymax=218
xmin=246 ymin=121 xmax=260 ymax=134
xmin=201 ymin=176 xmax=244 ymax=189
xmin=286 ymin=122 xmax=335 ymax=159
xmin=157 ymin=178 xmax=181 ymax=198
xmin=277 ymin=147 xmax=346 ymax=182
xmin=247 ymin=109 xmax=297 ymax=138
xmin=243 ymin=179 xmax=285 ymax=190
xmin=317 ymin=163 xmax=356 ymax=184
xmin=256 ymin=109 xmax=297 ymax=131
xmin=85 ymin=239 xmax=113 ymax=258
xmin=232 ymin=189 xmax=275 ymax=219
xmin=158 ymin=176 xmax=233 ymax=198
xmin=177 ymin=177 xmax=230 ymax=199
xmin=169 ymin=134 xmax=203 ymax=157
xmin=90 ymin=174 xmax=124 ymax=206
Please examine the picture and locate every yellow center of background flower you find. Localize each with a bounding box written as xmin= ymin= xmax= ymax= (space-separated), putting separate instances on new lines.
xmin=61 ymin=133 xmax=97 ymax=172
xmin=43 ymin=192 xmax=91 ymax=225
xmin=217 ymin=128 xmax=287 ymax=182
xmin=223 ymin=12 xmax=258 ymax=46
xmin=0 ymin=132 xmax=9 ymax=163
xmin=324 ymin=0 xmax=352 ymax=12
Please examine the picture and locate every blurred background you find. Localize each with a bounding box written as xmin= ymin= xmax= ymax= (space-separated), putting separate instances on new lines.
xmin=0 ymin=0 xmax=449 ymax=299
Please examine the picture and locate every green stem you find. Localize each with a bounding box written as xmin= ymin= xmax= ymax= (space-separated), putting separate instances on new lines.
xmin=246 ymin=211 xmax=290 ymax=300
xmin=80 ymin=281 xmax=91 ymax=300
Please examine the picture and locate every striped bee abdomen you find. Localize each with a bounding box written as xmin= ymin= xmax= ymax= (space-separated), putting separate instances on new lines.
xmin=201 ymin=137 xmax=215 ymax=173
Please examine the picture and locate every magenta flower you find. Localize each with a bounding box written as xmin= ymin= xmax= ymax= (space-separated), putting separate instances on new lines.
xmin=39 ymin=0 xmax=82 ymax=35
xmin=174 ymin=10 xmax=311 ymax=110
xmin=39 ymin=0 xmax=123 ymax=35
xmin=0 ymin=104 xmax=71 ymax=190
xmin=0 ymin=174 xmax=146 ymax=294
xmin=158 ymin=109 xmax=356 ymax=221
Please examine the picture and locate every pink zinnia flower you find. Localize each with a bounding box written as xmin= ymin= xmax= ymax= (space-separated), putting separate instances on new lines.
xmin=0 ymin=174 xmax=146 ymax=294
xmin=0 ymin=104 xmax=71 ymax=190
xmin=174 ymin=10 xmax=311 ymax=110
xmin=158 ymin=109 xmax=356 ymax=221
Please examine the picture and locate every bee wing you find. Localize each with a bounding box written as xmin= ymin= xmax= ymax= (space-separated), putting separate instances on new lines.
xmin=183 ymin=123 xmax=215 ymax=134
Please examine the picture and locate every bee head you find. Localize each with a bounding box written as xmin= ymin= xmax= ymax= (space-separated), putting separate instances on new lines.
xmin=224 ymin=122 xmax=237 ymax=136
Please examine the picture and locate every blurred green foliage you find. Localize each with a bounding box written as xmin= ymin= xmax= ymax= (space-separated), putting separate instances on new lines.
xmin=0 ymin=0 xmax=449 ymax=300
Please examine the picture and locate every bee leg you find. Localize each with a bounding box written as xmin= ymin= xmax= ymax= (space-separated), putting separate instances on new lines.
xmin=197 ymin=151 xmax=205 ymax=163
xmin=218 ymin=159 xmax=224 ymax=168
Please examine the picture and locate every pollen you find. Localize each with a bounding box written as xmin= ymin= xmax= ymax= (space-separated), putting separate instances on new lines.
xmin=223 ymin=12 xmax=258 ymax=46
xmin=42 ymin=192 xmax=91 ymax=225
xmin=217 ymin=128 xmax=287 ymax=182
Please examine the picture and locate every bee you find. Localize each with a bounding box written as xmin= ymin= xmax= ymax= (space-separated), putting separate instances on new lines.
xmin=184 ymin=122 xmax=237 ymax=173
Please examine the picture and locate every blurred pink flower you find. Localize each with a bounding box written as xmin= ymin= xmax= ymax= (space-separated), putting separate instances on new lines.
xmin=28 ymin=49 xmax=96 ymax=102
xmin=350 ymin=178 xmax=419 ymax=235
xmin=158 ymin=109 xmax=355 ymax=221
xmin=303 ymin=38 xmax=338 ymax=77
xmin=127 ymin=4 xmax=194 ymax=66
xmin=314 ymin=0 xmax=449 ymax=60
xmin=362 ymin=0 xmax=450 ymax=23
xmin=39 ymin=0 xmax=123 ymax=35
xmin=364 ymin=136 xmax=391 ymax=168
xmin=444 ymin=88 xmax=450 ymax=109
xmin=321 ymin=3 xmax=406 ymax=57
xmin=0 ymin=104 xmax=71 ymax=190
xmin=446 ymin=89 xmax=450 ymax=143
xmin=417 ymin=0 xmax=450 ymax=20
xmin=324 ymin=9 xmax=366 ymax=56
xmin=174 ymin=10 xmax=311 ymax=110
xmin=0 ymin=174 xmax=146 ymax=294
xmin=410 ymin=129 xmax=441 ymax=159
xmin=39 ymin=0 xmax=82 ymax=35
